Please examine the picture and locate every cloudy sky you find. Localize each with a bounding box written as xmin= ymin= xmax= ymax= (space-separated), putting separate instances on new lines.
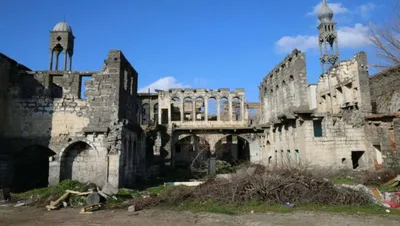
xmin=0 ymin=0 xmax=396 ymax=101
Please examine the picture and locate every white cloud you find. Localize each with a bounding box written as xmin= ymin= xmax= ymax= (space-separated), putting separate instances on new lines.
xmin=307 ymin=2 xmax=349 ymax=16
xmin=275 ymin=23 xmax=370 ymax=54
xmin=356 ymin=3 xmax=376 ymax=19
xmin=138 ymin=76 xmax=191 ymax=93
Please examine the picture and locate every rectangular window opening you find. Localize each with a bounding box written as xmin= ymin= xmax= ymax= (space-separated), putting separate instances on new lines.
xmin=79 ymin=75 xmax=92 ymax=100
xmin=313 ymin=119 xmax=323 ymax=137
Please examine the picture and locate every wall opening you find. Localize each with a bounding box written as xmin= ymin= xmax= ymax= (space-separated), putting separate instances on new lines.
xmin=12 ymin=145 xmax=56 ymax=192
xmin=287 ymin=150 xmax=291 ymax=163
xmin=295 ymin=149 xmax=300 ymax=163
xmin=79 ymin=75 xmax=91 ymax=100
xmin=141 ymin=103 xmax=150 ymax=125
xmin=220 ymin=97 xmax=229 ymax=121
xmin=195 ymin=97 xmax=205 ymax=121
xmin=183 ymin=97 xmax=193 ymax=121
xmin=232 ymin=97 xmax=241 ymax=121
xmin=215 ymin=135 xmax=250 ymax=165
xmin=175 ymin=136 xmax=210 ymax=172
xmin=171 ymin=97 xmax=181 ymax=121
xmin=373 ymin=145 xmax=383 ymax=165
xmin=351 ymin=151 xmax=365 ymax=169
xmin=161 ymin=109 xmax=168 ymax=124
xmin=313 ymin=119 xmax=323 ymax=137
xmin=207 ymin=97 xmax=217 ymax=121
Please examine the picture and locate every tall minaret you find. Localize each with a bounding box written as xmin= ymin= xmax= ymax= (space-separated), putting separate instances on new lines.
xmin=317 ymin=0 xmax=339 ymax=73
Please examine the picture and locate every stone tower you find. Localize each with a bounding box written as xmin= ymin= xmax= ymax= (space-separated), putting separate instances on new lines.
xmin=49 ymin=21 xmax=75 ymax=71
xmin=317 ymin=0 xmax=339 ymax=73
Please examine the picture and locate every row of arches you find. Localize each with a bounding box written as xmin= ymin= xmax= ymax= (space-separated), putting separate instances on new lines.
xmin=170 ymin=96 xmax=242 ymax=122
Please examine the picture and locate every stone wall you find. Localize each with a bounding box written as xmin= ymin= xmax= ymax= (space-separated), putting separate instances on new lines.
xmin=259 ymin=49 xmax=309 ymax=124
xmin=369 ymin=65 xmax=400 ymax=114
xmin=316 ymin=52 xmax=371 ymax=114
xmin=0 ymin=50 xmax=143 ymax=190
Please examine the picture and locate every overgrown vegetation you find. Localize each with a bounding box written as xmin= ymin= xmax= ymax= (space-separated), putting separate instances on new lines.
xmin=12 ymin=180 xmax=87 ymax=206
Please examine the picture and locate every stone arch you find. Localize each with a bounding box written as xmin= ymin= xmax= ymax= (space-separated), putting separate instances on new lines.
xmin=195 ymin=96 xmax=205 ymax=121
xmin=183 ymin=97 xmax=193 ymax=121
xmin=171 ymin=97 xmax=181 ymax=121
xmin=153 ymin=103 xmax=159 ymax=123
xmin=141 ymin=103 xmax=150 ymax=125
xmin=207 ymin=97 xmax=217 ymax=121
xmin=220 ymin=96 xmax=229 ymax=121
xmin=59 ymin=140 xmax=103 ymax=185
xmin=232 ymin=96 xmax=241 ymax=121
xmin=175 ymin=135 xmax=210 ymax=171
xmin=215 ymin=134 xmax=251 ymax=165
xmin=11 ymin=145 xmax=56 ymax=192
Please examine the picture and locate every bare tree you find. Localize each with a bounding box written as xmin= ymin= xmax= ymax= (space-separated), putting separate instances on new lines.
xmin=368 ymin=1 xmax=400 ymax=68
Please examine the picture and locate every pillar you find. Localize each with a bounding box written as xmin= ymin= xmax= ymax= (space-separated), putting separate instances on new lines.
xmin=217 ymin=98 xmax=221 ymax=121
xmin=208 ymin=151 xmax=216 ymax=176
xmin=241 ymin=99 xmax=245 ymax=122
xmin=180 ymin=99 xmax=184 ymax=122
xmin=168 ymin=102 xmax=172 ymax=123
xmin=63 ymin=50 xmax=68 ymax=71
xmin=55 ymin=51 xmax=60 ymax=70
xmin=68 ymin=53 xmax=73 ymax=71
xmin=49 ymin=50 xmax=53 ymax=70
xmin=204 ymin=97 xmax=208 ymax=122
xmin=229 ymin=97 xmax=233 ymax=122
xmin=192 ymin=100 xmax=196 ymax=122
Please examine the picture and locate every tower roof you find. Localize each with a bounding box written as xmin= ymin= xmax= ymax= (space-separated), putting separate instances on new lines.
xmin=52 ymin=22 xmax=73 ymax=33
xmin=318 ymin=0 xmax=334 ymax=23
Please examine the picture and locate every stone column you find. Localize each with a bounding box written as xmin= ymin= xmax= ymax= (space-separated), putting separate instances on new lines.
xmin=192 ymin=100 xmax=196 ymax=122
xmin=180 ymin=100 xmax=184 ymax=122
xmin=217 ymin=98 xmax=221 ymax=121
xmin=229 ymin=97 xmax=233 ymax=122
xmin=55 ymin=51 xmax=60 ymax=70
xmin=204 ymin=97 xmax=208 ymax=122
xmin=241 ymin=98 xmax=245 ymax=122
xmin=49 ymin=50 xmax=53 ymax=70
xmin=68 ymin=54 xmax=73 ymax=71
xmin=63 ymin=50 xmax=68 ymax=71
xmin=208 ymin=151 xmax=216 ymax=176
xmin=168 ymin=103 xmax=172 ymax=123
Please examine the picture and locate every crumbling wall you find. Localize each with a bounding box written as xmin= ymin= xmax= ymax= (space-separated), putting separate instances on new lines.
xmin=369 ymin=65 xmax=400 ymax=114
xmin=259 ymin=49 xmax=309 ymax=124
xmin=316 ymin=52 xmax=371 ymax=114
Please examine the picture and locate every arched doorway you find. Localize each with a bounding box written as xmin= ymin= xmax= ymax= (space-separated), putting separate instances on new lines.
xmin=60 ymin=141 xmax=102 ymax=185
xmin=12 ymin=145 xmax=56 ymax=192
xmin=215 ymin=135 xmax=250 ymax=165
xmin=175 ymin=135 xmax=210 ymax=173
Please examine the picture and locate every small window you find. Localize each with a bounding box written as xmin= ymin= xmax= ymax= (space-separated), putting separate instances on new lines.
xmin=313 ymin=119 xmax=323 ymax=137
xmin=79 ymin=75 xmax=91 ymax=99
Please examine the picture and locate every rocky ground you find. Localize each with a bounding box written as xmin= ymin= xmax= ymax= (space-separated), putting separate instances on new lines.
xmin=1 ymin=206 xmax=400 ymax=226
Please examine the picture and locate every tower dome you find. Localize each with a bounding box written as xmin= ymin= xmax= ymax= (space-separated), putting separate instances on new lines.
xmin=52 ymin=21 xmax=73 ymax=33
xmin=318 ymin=0 xmax=334 ymax=23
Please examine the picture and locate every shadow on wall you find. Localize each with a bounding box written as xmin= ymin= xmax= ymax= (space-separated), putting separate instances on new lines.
xmin=0 ymin=57 xmax=57 ymax=192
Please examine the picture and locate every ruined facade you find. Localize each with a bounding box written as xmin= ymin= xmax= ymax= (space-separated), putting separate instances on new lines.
xmin=0 ymin=22 xmax=146 ymax=191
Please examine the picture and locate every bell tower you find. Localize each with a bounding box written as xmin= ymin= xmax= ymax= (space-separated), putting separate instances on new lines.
xmin=49 ymin=21 xmax=74 ymax=71
xmin=317 ymin=0 xmax=339 ymax=73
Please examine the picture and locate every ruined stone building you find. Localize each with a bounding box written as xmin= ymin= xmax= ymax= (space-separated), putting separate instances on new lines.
xmin=0 ymin=0 xmax=399 ymax=192
xmin=0 ymin=22 xmax=146 ymax=192
xmin=258 ymin=0 xmax=400 ymax=170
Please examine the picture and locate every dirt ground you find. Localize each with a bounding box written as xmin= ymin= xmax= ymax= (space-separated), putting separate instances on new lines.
xmin=1 ymin=205 xmax=400 ymax=226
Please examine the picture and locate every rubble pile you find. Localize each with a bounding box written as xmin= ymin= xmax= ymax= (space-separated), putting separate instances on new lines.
xmin=132 ymin=167 xmax=371 ymax=210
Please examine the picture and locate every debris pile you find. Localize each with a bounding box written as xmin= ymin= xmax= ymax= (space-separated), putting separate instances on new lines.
xmin=131 ymin=167 xmax=371 ymax=210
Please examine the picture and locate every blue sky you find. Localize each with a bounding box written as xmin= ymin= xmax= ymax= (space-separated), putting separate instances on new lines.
xmin=0 ymin=0 xmax=396 ymax=102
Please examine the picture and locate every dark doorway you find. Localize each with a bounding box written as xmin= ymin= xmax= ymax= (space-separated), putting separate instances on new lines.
xmin=161 ymin=109 xmax=168 ymax=125
xmin=215 ymin=135 xmax=250 ymax=165
xmin=351 ymin=151 xmax=365 ymax=169
xmin=12 ymin=145 xmax=56 ymax=192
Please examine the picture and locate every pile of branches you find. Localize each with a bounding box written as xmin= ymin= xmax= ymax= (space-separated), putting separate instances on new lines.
xmin=133 ymin=167 xmax=370 ymax=210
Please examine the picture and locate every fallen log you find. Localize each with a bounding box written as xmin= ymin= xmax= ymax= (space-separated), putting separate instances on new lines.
xmin=80 ymin=204 xmax=102 ymax=214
